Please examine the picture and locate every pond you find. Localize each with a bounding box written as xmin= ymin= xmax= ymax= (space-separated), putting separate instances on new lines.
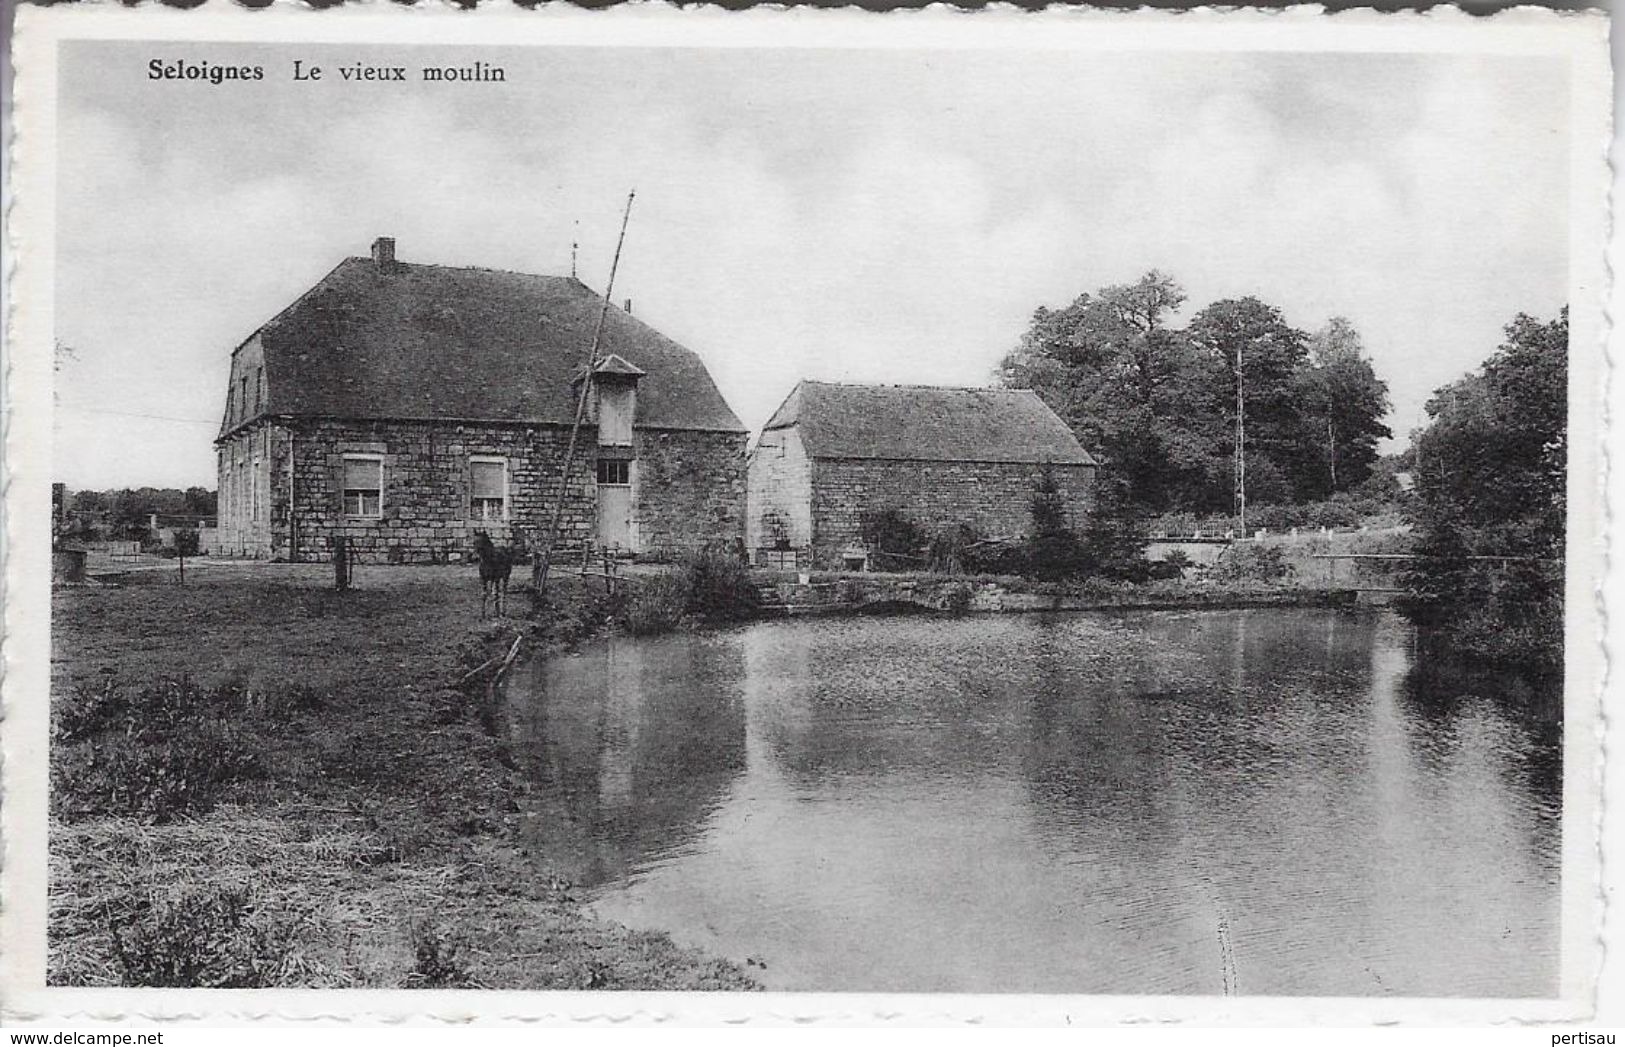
xmin=503 ymin=608 xmax=1561 ymax=996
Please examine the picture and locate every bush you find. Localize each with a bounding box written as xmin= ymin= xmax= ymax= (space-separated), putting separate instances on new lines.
xmin=860 ymin=509 xmax=927 ymax=572
xmin=110 ymin=885 xmax=298 ymax=988
xmin=680 ymin=546 xmax=758 ymax=621
xmin=1147 ymin=549 xmax=1190 ymax=580
xmin=621 ymin=572 xmax=691 ymax=636
xmin=173 ymin=529 xmax=200 ymax=558
xmin=532 ymin=586 xmax=621 ymax=646
xmin=1211 ymin=544 xmax=1288 ymax=583
xmin=961 ymin=538 xmax=1028 ymax=577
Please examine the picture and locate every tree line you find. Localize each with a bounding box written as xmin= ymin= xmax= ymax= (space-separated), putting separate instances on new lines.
xmin=996 ymin=274 xmax=1569 ymax=681
xmin=1401 ymin=309 xmax=1567 ymax=678
xmin=997 ymin=271 xmax=1393 ymax=519
xmin=59 ymin=487 xmax=217 ymax=542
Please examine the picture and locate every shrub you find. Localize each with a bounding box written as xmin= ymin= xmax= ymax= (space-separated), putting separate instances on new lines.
xmin=172 ymin=529 xmax=200 ymax=558
xmin=532 ymin=586 xmax=621 ymax=646
xmin=1211 ymin=544 xmax=1289 ymax=583
xmin=860 ymin=509 xmax=927 ymax=572
xmin=961 ymin=538 xmax=1027 ymax=577
xmin=680 ymin=546 xmax=758 ymax=621
xmin=621 ymin=572 xmax=691 ymax=636
xmin=925 ymin=524 xmax=980 ymax=574
xmin=110 ymin=885 xmax=298 ymax=988
xmin=1147 ymin=549 xmax=1190 ymax=580
xmin=940 ymin=582 xmax=973 ymax=615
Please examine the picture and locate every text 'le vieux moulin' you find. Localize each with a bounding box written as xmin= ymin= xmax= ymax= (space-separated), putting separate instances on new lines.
xmin=145 ymin=59 xmax=507 ymax=85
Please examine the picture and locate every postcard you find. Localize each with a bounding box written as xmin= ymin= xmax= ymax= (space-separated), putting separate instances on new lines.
xmin=3 ymin=2 xmax=1614 ymax=1027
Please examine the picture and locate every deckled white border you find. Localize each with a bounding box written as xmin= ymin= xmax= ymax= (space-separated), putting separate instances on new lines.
xmin=1 ymin=2 xmax=1613 ymax=1027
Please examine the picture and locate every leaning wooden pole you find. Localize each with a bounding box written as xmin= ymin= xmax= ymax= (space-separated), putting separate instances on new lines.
xmin=534 ymin=190 xmax=636 ymax=595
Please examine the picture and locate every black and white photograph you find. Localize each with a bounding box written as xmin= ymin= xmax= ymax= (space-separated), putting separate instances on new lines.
xmin=1 ymin=4 xmax=1614 ymax=1028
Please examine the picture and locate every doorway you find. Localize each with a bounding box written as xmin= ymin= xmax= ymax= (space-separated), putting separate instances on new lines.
xmin=596 ymin=457 xmax=633 ymax=551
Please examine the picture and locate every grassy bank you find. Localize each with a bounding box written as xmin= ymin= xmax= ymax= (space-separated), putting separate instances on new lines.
xmin=49 ymin=563 xmax=757 ymax=989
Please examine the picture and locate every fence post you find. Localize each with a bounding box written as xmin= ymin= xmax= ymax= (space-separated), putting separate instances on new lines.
xmin=334 ymin=536 xmax=350 ymax=591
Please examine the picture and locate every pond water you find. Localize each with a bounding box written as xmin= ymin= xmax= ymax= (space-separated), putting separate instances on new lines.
xmin=503 ymin=609 xmax=1561 ymax=996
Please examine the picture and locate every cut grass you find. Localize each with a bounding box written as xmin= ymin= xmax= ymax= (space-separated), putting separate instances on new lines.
xmin=50 ymin=564 xmax=758 ymax=990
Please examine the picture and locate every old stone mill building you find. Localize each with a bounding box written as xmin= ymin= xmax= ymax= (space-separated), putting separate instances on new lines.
xmin=215 ymin=238 xmax=747 ymax=562
xmin=747 ymin=381 xmax=1097 ymax=568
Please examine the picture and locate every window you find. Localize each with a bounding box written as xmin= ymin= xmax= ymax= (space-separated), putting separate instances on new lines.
xmin=240 ymin=376 xmax=250 ymax=419
xmin=343 ymin=455 xmax=383 ymax=517
xmin=470 ymin=457 xmax=507 ymax=520
xmin=596 ymin=459 xmax=630 ymax=486
xmin=251 ymin=456 xmax=262 ymax=521
xmin=255 ymin=368 xmax=265 ymax=412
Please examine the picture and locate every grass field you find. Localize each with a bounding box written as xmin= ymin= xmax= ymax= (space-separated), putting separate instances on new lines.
xmin=49 ymin=563 xmax=757 ymax=990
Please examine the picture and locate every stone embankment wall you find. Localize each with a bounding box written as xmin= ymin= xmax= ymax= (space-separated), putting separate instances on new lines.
xmin=758 ymin=575 xmax=1355 ymax=615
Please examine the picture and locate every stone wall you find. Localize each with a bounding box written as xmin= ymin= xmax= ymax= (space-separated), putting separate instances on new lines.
xmin=213 ymin=418 xmax=743 ymax=563
xmin=633 ymin=428 xmax=748 ymax=560
xmin=808 ymin=457 xmax=1095 ymax=568
xmin=745 ymin=427 xmax=813 ymax=555
xmin=280 ymin=419 xmax=596 ymax=563
xmin=216 ymin=422 xmax=282 ymax=559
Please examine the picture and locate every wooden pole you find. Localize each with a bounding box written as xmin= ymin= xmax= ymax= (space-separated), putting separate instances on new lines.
xmin=1234 ymin=343 xmax=1247 ymax=536
xmin=535 ymin=190 xmax=636 ymax=595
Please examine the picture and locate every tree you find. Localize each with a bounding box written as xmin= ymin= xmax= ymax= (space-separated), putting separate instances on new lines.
xmin=1186 ymin=297 xmax=1312 ymax=510
xmin=999 ymin=271 xmax=1228 ymax=513
xmin=1026 ymin=463 xmax=1083 ymax=580
xmin=1296 ymin=318 xmax=1393 ymax=498
xmin=1002 ymin=275 xmax=1397 ymax=521
xmin=183 ymin=486 xmax=218 ymax=517
xmin=1403 ymin=308 xmax=1567 ymax=676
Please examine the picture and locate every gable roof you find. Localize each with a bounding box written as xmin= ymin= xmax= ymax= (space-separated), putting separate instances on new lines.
xmin=762 ymin=381 xmax=1096 ymax=466
xmin=229 ymin=253 xmax=743 ymax=435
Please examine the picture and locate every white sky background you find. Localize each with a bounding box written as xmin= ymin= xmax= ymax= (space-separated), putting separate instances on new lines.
xmin=53 ymin=42 xmax=1570 ymax=491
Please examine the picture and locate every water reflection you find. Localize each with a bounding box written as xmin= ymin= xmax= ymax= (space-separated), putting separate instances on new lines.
xmin=506 ymin=633 xmax=746 ymax=887
xmin=502 ymin=609 xmax=1561 ymax=995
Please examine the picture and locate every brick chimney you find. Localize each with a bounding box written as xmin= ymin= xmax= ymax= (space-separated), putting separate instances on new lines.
xmin=371 ymin=237 xmax=396 ymax=269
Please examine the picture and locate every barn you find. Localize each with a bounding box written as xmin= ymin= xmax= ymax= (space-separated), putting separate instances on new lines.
xmin=747 ymin=381 xmax=1096 ymax=569
xmin=215 ymin=238 xmax=746 ymax=563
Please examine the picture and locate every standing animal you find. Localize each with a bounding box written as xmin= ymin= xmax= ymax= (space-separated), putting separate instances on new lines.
xmin=472 ymin=530 xmax=517 ymax=617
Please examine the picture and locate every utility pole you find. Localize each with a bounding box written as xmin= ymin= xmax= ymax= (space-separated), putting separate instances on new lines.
xmin=1234 ymin=342 xmax=1247 ymax=536
xmin=534 ymin=190 xmax=636 ymax=594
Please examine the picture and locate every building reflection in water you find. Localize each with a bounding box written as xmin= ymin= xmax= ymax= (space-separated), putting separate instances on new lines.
xmin=503 ymin=633 xmax=746 ymax=888
xmin=501 ymin=609 xmax=1563 ymax=996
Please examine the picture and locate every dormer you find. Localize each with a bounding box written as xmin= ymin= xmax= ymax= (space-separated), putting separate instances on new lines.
xmin=584 ymin=353 xmax=645 ymax=447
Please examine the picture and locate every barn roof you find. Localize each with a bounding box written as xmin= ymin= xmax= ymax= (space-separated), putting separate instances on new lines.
xmin=228 ymin=251 xmax=744 ymax=435
xmin=762 ymin=381 xmax=1096 ymax=466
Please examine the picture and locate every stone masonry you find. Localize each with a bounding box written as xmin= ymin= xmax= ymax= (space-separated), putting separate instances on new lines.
xmin=216 ymin=417 xmax=742 ymax=563
xmin=634 ymin=428 xmax=748 ymax=560
xmin=807 ymin=457 xmax=1095 ymax=568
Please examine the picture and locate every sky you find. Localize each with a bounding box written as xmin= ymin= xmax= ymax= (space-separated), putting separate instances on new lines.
xmin=53 ymin=41 xmax=1571 ymax=490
